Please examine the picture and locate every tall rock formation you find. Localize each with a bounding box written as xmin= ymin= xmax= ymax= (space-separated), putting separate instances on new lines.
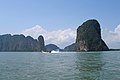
xmin=38 ymin=35 xmax=46 ymax=52
xmin=0 ymin=34 xmax=45 ymax=52
xmin=76 ymin=19 xmax=109 ymax=51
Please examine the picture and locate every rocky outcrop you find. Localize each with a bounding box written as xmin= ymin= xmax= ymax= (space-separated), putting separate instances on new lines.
xmin=0 ymin=34 xmax=45 ymax=52
xmin=64 ymin=43 xmax=76 ymax=51
xmin=76 ymin=19 xmax=109 ymax=51
xmin=38 ymin=35 xmax=46 ymax=52
xmin=45 ymin=44 xmax=60 ymax=52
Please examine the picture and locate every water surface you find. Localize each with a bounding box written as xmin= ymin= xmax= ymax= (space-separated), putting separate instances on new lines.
xmin=0 ymin=51 xmax=120 ymax=80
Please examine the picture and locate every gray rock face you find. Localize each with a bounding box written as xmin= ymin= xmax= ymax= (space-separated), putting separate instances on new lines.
xmin=0 ymin=34 xmax=45 ymax=52
xmin=76 ymin=19 xmax=109 ymax=51
xmin=38 ymin=35 xmax=46 ymax=52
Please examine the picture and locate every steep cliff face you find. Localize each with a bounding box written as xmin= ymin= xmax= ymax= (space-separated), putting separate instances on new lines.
xmin=76 ymin=19 xmax=109 ymax=51
xmin=0 ymin=34 xmax=45 ymax=52
xmin=38 ymin=35 xmax=46 ymax=52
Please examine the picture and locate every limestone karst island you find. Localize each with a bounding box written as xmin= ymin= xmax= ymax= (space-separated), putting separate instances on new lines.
xmin=0 ymin=19 xmax=109 ymax=52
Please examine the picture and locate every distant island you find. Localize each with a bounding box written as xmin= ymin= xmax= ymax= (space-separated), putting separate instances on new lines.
xmin=0 ymin=34 xmax=46 ymax=52
xmin=1 ymin=19 xmax=120 ymax=52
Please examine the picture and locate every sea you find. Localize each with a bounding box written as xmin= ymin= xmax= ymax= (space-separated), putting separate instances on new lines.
xmin=0 ymin=51 xmax=120 ymax=80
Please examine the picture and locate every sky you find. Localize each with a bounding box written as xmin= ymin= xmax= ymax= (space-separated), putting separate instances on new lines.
xmin=0 ymin=0 xmax=120 ymax=48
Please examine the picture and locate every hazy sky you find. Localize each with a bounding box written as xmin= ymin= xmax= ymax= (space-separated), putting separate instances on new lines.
xmin=0 ymin=0 xmax=120 ymax=48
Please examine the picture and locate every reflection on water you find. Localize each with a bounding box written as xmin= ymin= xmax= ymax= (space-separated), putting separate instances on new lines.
xmin=0 ymin=52 xmax=120 ymax=80
xmin=75 ymin=52 xmax=105 ymax=80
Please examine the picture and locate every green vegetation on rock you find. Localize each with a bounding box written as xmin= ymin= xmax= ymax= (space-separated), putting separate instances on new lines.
xmin=45 ymin=44 xmax=60 ymax=52
xmin=76 ymin=19 xmax=109 ymax=51
xmin=0 ymin=34 xmax=45 ymax=52
xmin=64 ymin=43 xmax=76 ymax=51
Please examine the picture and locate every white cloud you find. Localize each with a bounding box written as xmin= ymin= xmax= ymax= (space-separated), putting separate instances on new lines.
xmin=102 ymin=24 xmax=120 ymax=49
xmin=22 ymin=25 xmax=76 ymax=48
xmin=22 ymin=25 xmax=47 ymax=38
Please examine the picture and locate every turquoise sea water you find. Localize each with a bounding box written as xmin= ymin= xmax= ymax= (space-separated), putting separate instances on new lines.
xmin=0 ymin=51 xmax=120 ymax=80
